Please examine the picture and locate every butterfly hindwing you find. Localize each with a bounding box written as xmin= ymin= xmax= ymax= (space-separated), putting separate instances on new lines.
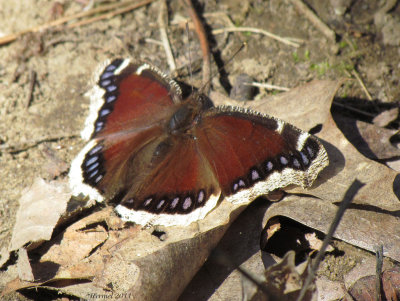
xmin=115 ymin=135 xmax=221 ymax=226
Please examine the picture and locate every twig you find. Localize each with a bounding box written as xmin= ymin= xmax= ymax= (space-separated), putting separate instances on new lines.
xmin=82 ymin=0 xmax=95 ymax=11
xmin=183 ymin=0 xmax=211 ymax=94
xmin=248 ymin=81 xmax=290 ymax=92
xmin=0 ymin=0 xmax=155 ymax=46
xmin=158 ymin=0 xmax=176 ymax=74
xmin=1 ymin=134 xmax=78 ymax=154
xmin=212 ymin=26 xmax=300 ymax=48
xmin=144 ymin=38 xmax=164 ymax=46
xmin=68 ymin=0 xmax=155 ymax=28
xmin=296 ymin=180 xmax=364 ymax=301
xmin=375 ymin=245 xmax=383 ymax=301
xmin=332 ymin=100 xmax=376 ymax=118
xmin=351 ymin=69 xmax=372 ymax=100
xmin=290 ymin=0 xmax=337 ymax=42
xmin=25 ymin=70 xmax=37 ymax=108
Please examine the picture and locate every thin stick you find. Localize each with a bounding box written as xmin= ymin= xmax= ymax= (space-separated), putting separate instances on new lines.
xmin=332 ymin=101 xmax=376 ymax=117
xmin=0 ymin=0 xmax=155 ymax=45
xmin=158 ymin=0 xmax=176 ymax=74
xmin=249 ymin=82 xmax=290 ymax=92
xmin=186 ymin=22 xmax=194 ymax=90
xmin=183 ymin=0 xmax=211 ymax=95
xmin=296 ymin=180 xmax=364 ymax=301
xmin=352 ymin=69 xmax=372 ymax=101
xmin=290 ymin=0 xmax=336 ymax=42
xmin=375 ymin=245 xmax=383 ymax=301
xmin=25 ymin=70 xmax=37 ymax=108
xmin=212 ymin=26 xmax=300 ymax=48
xmin=144 ymin=38 xmax=164 ymax=46
xmin=2 ymin=134 xmax=78 ymax=154
xmin=68 ymin=0 xmax=155 ymax=28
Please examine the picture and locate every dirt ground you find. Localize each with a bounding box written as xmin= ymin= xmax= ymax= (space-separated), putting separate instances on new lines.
xmin=0 ymin=0 xmax=399 ymax=300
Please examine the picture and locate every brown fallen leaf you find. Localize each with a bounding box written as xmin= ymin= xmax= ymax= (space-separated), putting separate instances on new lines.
xmin=343 ymin=256 xmax=393 ymax=290
xmin=262 ymin=196 xmax=400 ymax=262
xmin=17 ymin=248 xmax=34 ymax=282
xmin=335 ymin=114 xmax=400 ymax=161
xmin=382 ymin=267 xmax=400 ymax=298
xmin=4 ymin=197 xmax=248 ymax=300
xmin=315 ymin=276 xmax=346 ymax=301
xmin=347 ymin=267 xmax=400 ymax=301
xmin=241 ymin=251 xmax=316 ymax=301
xmin=372 ymin=107 xmax=398 ymax=127
xmin=10 ymin=178 xmax=70 ymax=252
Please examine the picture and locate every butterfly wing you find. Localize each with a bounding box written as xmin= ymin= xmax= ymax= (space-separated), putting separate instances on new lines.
xmin=69 ymin=59 xmax=182 ymax=201
xmin=196 ymin=106 xmax=329 ymax=203
xmin=70 ymin=59 xmax=328 ymax=227
xmin=115 ymin=135 xmax=221 ymax=226
xmin=115 ymin=105 xmax=328 ymax=226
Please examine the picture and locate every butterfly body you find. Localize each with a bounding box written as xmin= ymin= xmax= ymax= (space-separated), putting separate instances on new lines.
xmin=69 ymin=58 xmax=328 ymax=226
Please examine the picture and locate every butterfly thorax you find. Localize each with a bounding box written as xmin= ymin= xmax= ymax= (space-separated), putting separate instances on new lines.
xmin=168 ymin=93 xmax=207 ymax=137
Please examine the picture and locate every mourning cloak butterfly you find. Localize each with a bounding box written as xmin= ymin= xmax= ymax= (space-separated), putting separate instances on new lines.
xmin=69 ymin=59 xmax=328 ymax=226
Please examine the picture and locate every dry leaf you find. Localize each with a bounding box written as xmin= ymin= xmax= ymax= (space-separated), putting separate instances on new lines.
xmin=304 ymin=233 xmax=333 ymax=253
xmin=372 ymin=107 xmax=398 ymax=127
xmin=4 ymin=198 xmax=248 ymax=300
xmin=0 ymin=247 xmax=10 ymax=268
xmin=241 ymin=251 xmax=316 ymax=301
xmin=343 ymin=256 xmax=392 ymax=290
xmin=262 ymin=196 xmax=400 ymax=262
xmin=17 ymin=248 xmax=34 ymax=282
xmin=347 ymin=267 xmax=400 ymax=301
xmin=315 ymin=277 xmax=346 ymax=301
xmin=10 ymin=178 xmax=70 ymax=251
xmin=335 ymin=115 xmax=400 ymax=161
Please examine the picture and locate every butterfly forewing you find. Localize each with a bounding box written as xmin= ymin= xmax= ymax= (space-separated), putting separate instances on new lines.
xmin=70 ymin=59 xmax=182 ymax=202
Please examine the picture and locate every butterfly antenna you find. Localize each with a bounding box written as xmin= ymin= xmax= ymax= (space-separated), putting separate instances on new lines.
xmin=186 ymin=22 xmax=194 ymax=93
xmin=198 ymin=42 xmax=247 ymax=95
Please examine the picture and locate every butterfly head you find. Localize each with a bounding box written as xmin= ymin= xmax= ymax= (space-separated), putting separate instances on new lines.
xmin=168 ymin=91 xmax=213 ymax=136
